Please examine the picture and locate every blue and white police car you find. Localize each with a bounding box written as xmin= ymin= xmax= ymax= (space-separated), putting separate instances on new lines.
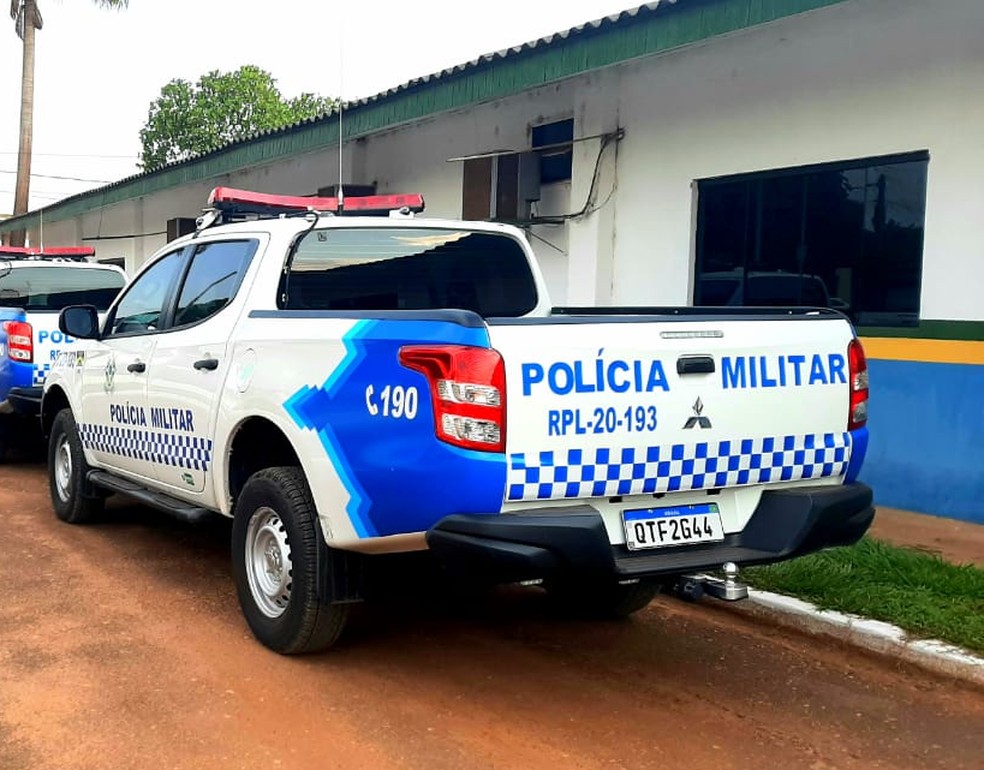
xmin=0 ymin=247 xmax=125 ymax=457
xmin=42 ymin=188 xmax=874 ymax=654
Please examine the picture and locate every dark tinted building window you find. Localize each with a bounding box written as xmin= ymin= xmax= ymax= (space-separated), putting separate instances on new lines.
xmin=695 ymin=152 xmax=928 ymax=326
xmin=532 ymin=119 xmax=574 ymax=184
xmin=284 ymin=228 xmax=538 ymax=317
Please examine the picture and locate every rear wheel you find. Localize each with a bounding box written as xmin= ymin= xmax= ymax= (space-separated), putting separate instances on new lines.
xmin=48 ymin=409 xmax=104 ymax=524
xmin=231 ymin=466 xmax=349 ymax=654
xmin=546 ymin=578 xmax=660 ymax=618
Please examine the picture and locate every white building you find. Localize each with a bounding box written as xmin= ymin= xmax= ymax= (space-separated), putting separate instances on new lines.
xmin=3 ymin=0 xmax=982 ymax=522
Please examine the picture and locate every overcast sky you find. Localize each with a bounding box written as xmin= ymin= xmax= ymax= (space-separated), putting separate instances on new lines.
xmin=0 ymin=0 xmax=645 ymax=214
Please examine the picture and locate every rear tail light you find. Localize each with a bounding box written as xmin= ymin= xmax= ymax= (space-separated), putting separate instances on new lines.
xmin=3 ymin=321 xmax=33 ymax=363
xmin=848 ymin=338 xmax=868 ymax=430
xmin=399 ymin=345 xmax=506 ymax=452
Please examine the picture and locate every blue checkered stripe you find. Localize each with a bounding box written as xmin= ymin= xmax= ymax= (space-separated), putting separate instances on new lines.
xmin=33 ymin=363 xmax=51 ymax=386
xmin=506 ymin=432 xmax=851 ymax=502
xmin=78 ymin=423 xmax=213 ymax=471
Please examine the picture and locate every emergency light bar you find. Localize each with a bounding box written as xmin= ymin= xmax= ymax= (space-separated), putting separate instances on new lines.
xmin=0 ymin=245 xmax=95 ymax=261
xmin=207 ymin=187 xmax=425 ymax=218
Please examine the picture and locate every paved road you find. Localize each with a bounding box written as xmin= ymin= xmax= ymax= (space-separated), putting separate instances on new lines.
xmin=1 ymin=464 xmax=981 ymax=770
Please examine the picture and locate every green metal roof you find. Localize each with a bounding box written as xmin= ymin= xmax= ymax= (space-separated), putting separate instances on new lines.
xmin=1 ymin=0 xmax=848 ymax=234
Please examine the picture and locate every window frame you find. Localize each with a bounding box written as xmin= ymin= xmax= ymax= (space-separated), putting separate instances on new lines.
xmin=103 ymin=247 xmax=190 ymax=339
xmin=693 ymin=150 xmax=929 ymax=327
xmin=276 ymin=226 xmax=540 ymax=317
xmin=103 ymin=238 xmax=259 ymax=339
xmin=165 ymin=238 xmax=260 ymax=333
xmin=531 ymin=118 xmax=574 ymax=185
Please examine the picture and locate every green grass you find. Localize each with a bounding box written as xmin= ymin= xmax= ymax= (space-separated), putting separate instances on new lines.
xmin=743 ymin=538 xmax=984 ymax=654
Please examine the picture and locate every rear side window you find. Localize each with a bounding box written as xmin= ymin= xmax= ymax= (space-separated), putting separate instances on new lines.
xmin=283 ymin=228 xmax=538 ymax=317
xmin=0 ymin=266 xmax=124 ymax=311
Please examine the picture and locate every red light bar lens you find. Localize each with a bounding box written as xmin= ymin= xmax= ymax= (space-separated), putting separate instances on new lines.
xmin=0 ymin=246 xmax=94 ymax=258
xmin=208 ymin=186 xmax=424 ymax=215
xmin=341 ymin=194 xmax=426 ymax=212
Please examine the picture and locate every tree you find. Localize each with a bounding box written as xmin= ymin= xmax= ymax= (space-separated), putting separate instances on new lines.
xmin=139 ymin=66 xmax=336 ymax=171
xmin=7 ymin=0 xmax=127 ymax=247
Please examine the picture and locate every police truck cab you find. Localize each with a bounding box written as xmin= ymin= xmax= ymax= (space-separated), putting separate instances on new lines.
xmin=42 ymin=188 xmax=874 ymax=654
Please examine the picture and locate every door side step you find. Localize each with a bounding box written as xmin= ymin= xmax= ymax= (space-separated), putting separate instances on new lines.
xmin=87 ymin=470 xmax=214 ymax=524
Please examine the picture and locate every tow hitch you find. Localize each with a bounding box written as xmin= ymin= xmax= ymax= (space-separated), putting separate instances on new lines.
xmin=673 ymin=562 xmax=749 ymax=603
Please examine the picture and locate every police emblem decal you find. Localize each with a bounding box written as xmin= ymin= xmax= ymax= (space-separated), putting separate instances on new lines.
xmin=104 ymin=357 xmax=116 ymax=393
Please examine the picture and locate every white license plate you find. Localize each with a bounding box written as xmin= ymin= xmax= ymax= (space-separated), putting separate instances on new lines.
xmin=622 ymin=503 xmax=725 ymax=551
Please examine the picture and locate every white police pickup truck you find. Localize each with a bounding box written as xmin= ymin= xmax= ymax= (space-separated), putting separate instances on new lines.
xmin=0 ymin=247 xmax=125 ymax=457
xmin=42 ymin=187 xmax=873 ymax=654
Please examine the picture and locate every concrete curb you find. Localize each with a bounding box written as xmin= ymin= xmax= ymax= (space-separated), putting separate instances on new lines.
xmin=742 ymin=589 xmax=984 ymax=686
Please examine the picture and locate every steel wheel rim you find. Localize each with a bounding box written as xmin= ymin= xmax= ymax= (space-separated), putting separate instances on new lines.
xmin=54 ymin=434 xmax=73 ymax=503
xmin=245 ymin=507 xmax=292 ymax=619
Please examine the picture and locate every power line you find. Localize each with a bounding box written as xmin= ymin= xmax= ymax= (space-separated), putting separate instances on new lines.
xmin=82 ymin=231 xmax=167 ymax=241
xmin=0 ymin=189 xmax=75 ymax=197
xmin=0 ymin=170 xmax=111 ymax=183
xmin=0 ymin=151 xmax=137 ymax=159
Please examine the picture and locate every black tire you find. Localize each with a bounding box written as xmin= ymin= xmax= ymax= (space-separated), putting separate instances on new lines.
xmin=48 ymin=408 xmax=104 ymax=524
xmin=231 ymin=466 xmax=349 ymax=654
xmin=546 ymin=578 xmax=660 ymax=619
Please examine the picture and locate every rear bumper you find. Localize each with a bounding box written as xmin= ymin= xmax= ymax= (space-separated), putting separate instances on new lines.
xmin=426 ymin=483 xmax=874 ymax=583
xmin=0 ymin=386 xmax=42 ymax=417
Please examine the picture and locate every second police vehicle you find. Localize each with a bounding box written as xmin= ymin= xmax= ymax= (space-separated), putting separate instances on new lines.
xmin=42 ymin=188 xmax=874 ymax=654
xmin=0 ymin=247 xmax=125 ymax=457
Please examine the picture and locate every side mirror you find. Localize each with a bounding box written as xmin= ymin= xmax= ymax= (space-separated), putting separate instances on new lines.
xmin=59 ymin=305 xmax=100 ymax=340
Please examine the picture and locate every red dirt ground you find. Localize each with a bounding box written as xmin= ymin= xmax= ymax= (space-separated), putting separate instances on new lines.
xmin=1 ymin=465 xmax=981 ymax=770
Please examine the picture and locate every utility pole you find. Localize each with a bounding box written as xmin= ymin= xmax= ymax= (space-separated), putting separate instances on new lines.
xmin=9 ymin=0 xmax=42 ymax=247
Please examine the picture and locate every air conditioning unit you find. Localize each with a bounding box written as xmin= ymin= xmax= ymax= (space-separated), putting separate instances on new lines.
xmin=166 ymin=217 xmax=197 ymax=242
xmin=317 ymin=184 xmax=377 ymax=198
xmin=462 ymin=152 xmax=541 ymax=221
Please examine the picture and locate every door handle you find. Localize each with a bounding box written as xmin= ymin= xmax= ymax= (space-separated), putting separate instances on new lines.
xmin=676 ymin=355 xmax=715 ymax=375
xmin=127 ymin=361 xmax=146 ymax=373
xmin=193 ymin=358 xmax=219 ymax=371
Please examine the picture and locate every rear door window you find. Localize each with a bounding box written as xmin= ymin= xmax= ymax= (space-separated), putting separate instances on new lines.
xmin=172 ymin=240 xmax=257 ymax=328
xmin=283 ymin=228 xmax=537 ymax=317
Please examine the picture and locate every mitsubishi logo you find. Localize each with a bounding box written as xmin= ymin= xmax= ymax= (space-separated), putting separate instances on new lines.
xmin=683 ymin=397 xmax=712 ymax=429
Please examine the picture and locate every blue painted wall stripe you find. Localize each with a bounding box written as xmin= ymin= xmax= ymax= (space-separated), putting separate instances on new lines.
xmin=863 ymin=359 xmax=984 ymax=524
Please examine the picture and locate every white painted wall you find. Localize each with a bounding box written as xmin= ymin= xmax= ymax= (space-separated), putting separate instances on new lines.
xmin=609 ymin=0 xmax=984 ymax=321
xmin=21 ymin=0 xmax=984 ymax=322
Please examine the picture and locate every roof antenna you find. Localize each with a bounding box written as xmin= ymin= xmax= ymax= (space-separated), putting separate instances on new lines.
xmin=337 ymin=13 xmax=345 ymax=215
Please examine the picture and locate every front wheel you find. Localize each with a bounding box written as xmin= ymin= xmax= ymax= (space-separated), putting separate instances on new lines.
xmin=48 ymin=409 xmax=104 ymax=524
xmin=231 ymin=467 xmax=349 ymax=654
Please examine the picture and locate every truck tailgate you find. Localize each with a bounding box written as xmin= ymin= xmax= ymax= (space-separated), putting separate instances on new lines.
xmin=488 ymin=313 xmax=862 ymax=511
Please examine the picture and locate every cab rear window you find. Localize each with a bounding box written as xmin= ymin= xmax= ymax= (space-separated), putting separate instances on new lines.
xmin=0 ymin=267 xmax=125 ymax=311
xmin=282 ymin=228 xmax=538 ymax=317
